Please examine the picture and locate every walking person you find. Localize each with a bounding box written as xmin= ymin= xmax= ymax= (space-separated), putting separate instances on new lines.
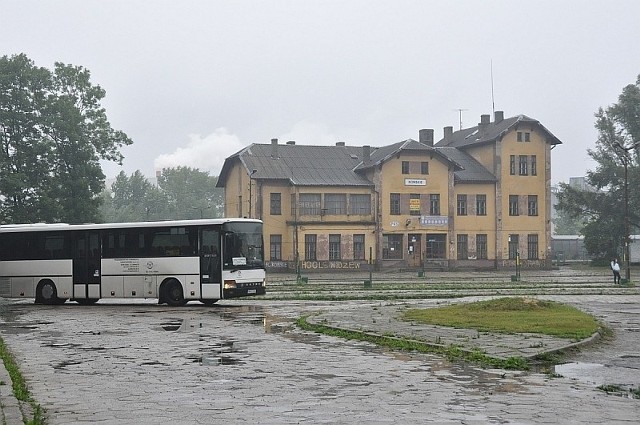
xmin=611 ymin=258 xmax=621 ymax=284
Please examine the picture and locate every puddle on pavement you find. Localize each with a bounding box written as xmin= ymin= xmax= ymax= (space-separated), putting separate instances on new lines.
xmin=191 ymin=338 xmax=245 ymax=366
xmin=555 ymin=361 xmax=640 ymax=396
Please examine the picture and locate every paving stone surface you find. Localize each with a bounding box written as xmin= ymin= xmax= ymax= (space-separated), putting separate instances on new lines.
xmin=0 ymin=294 xmax=638 ymax=424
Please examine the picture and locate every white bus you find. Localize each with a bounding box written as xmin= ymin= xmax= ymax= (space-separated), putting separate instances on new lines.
xmin=0 ymin=218 xmax=266 ymax=306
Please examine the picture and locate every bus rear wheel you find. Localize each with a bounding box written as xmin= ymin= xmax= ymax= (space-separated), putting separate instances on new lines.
xmin=76 ymin=298 xmax=99 ymax=305
xmin=36 ymin=280 xmax=61 ymax=305
xmin=164 ymin=279 xmax=187 ymax=307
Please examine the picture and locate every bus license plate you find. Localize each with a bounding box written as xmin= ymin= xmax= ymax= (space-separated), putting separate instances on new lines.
xmin=248 ymin=289 xmax=256 ymax=294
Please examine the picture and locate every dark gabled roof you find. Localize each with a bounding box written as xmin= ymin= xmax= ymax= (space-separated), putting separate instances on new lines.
xmin=435 ymin=114 xmax=562 ymax=149
xmin=435 ymin=147 xmax=497 ymax=183
xmin=217 ymin=143 xmax=375 ymax=187
xmin=355 ymin=139 xmax=462 ymax=171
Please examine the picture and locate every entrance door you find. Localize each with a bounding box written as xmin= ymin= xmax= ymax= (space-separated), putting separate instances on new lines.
xmin=73 ymin=231 xmax=101 ymax=299
xmin=408 ymin=234 xmax=422 ymax=267
xmin=200 ymin=227 xmax=222 ymax=299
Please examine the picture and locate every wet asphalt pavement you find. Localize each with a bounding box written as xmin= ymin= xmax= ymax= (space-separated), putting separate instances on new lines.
xmin=0 ymin=295 xmax=638 ymax=424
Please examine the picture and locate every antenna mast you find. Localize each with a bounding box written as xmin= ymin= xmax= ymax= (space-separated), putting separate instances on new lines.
xmin=454 ymin=108 xmax=468 ymax=130
xmin=491 ymin=59 xmax=495 ymax=115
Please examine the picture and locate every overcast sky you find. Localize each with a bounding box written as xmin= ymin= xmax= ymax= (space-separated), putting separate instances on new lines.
xmin=3 ymin=1 xmax=640 ymax=184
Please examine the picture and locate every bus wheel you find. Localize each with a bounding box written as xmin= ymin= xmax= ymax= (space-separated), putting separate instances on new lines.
xmin=76 ymin=299 xmax=99 ymax=305
xmin=36 ymin=280 xmax=59 ymax=305
xmin=201 ymin=299 xmax=218 ymax=306
xmin=164 ymin=279 xmax=187 ymax=307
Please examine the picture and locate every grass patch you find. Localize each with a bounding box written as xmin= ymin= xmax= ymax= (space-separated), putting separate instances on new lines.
xmin=0 ymin=337 xmax=45 ymax=424
xmin=296 ymin=316 xmax=529 ymax=370
xmin=403 ymin=297 xmax=601 ymax=340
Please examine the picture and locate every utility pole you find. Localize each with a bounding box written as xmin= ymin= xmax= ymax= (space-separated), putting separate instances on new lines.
xmin=614 ymin=141 xmax=639 ymax=282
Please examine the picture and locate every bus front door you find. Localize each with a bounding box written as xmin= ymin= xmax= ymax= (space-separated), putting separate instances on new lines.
xmin=200 ymin=228 xmax=221 ymax=300
xmin=73 ymin=231 xmax=101 ymax=300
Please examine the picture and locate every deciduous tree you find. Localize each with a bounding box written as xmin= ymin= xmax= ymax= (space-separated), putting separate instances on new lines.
xmin=556 ymin=75 xmax=640 ymax=259
xmin=0 ymin=54 xmax=132 ymax=223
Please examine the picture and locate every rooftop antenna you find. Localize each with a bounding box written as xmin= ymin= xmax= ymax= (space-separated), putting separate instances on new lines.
xmin=454 ymin=108 xmax=468 ymax=130
xmin=491 ymin=59 xmax=496 ymax=115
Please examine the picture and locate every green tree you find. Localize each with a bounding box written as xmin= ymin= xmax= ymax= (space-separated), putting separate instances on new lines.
xmin=157 ymin=166 xmax=223 ymax=219
xmin=101 ymin=171 xmax=167 ymax=222
xmin=0 ymin=54 xmax=132 ymax=224
xmin=100 ymin=167 xmax=224 ymax=222
xmin=556 ymin=74 xmax=640 ymax=259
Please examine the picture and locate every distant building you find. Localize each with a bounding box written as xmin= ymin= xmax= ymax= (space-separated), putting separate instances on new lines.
xmin=217 ymin=112 xmax=561 ymax=271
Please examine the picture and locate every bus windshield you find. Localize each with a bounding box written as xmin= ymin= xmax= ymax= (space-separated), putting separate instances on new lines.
xmin=222 ymin=222 xmax=264 ymax=270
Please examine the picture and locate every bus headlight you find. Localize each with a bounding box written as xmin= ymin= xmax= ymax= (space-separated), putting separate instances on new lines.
xmin=223 ymin=280 xmax=237 ymax=289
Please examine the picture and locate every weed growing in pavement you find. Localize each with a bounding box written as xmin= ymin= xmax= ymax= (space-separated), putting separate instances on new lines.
xmin=296 ymin=316 xmax=529 ymax=370
xmin=0 ymin=337 xmax=45 ymax=424
xmin=598 ymin=384 xmax=640 ymax=399
xmin=598 ymin=384 xmax=625 ymax=394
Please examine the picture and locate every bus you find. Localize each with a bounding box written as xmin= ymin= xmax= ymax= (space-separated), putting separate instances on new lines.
xmin=0 ymin=218 xmax=266 ymax=306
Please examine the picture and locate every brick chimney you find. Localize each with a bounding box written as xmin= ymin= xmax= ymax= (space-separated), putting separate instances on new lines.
xmin=363 ymin=145 xmax=371 ymax=165
xmin=494 ymin=110 xmax=504 ymax=123
xmin=443 ymin=126 xmax=453 ymax=141
xmin=286 ymin=140 xmax=295 ymax=145
xmin=419 ymin=129 xmax=434 ymax=146
xmin=271 ymin=138 xmax=278 ymax=158
xmin=478 ymin=114 xmax=490 ymax=134
xmin=336 ymin=142 xmax=345 ymax=146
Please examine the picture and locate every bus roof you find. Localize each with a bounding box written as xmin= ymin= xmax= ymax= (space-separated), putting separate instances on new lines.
xmin=0 ymin=218 xmax=262 ymax=233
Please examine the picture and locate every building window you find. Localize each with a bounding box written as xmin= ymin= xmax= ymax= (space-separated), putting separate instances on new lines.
xmin=476 ymin=194 xmax=487 ymax=216
xmin=508 ymin=234 xmax=519 ymax=260
xmin=517 ymin=131 xmax=530 ymax=142
xmin=519 ymin=155 xmax=528 ymax=175
xmin=527 ymin=234 xmax=539 ymax=260
xmin=476 ymin=234 xmax=487 ymax=259
xmin=329 ymin=234 xmax=341 ymax=260
xmin=510 ymin=155 xmax=516 ymax=175
xmin=457 ymin=234 xmax=468 ymax=260
xmin=291 ymin=194 xmax=297 ymax=216
xmin=425 ymin=234 xmax=446 ymax=259
xmin=353 ymin=234 xmax=365 ymax=260
xmin=531 ymin=155 xmax=537 ymax=176
xmin=402 ymin=161 xmax=410 ymax=174
xmin=270 ymin=193 xmax=281 ymax=215
xmin=350 ymin=194 xmax=371 ymax=215
xmin=410 ymin=193 xmax=421 ymax=216
xmin=238 ymin=195 xmax=243 ymax=216
xmin=382 ymin=234 xmax=403 ymax=259
xmin=325 ymin=193 xmax=346 ymax=215
xmin=299 ymin=193 xmax=321 ymax=215
xmin=457 ymin=194 xmax=467 ymax=216
xmin=421 ymin=162 xmax=429 ymax=175
xmin=270 ymin=234 xmax=282 ymax=260
xmin=430 ymin=194 xmax=440 ymax=215
xmin=304 ymin=234 xmax=317 ymax=261
xmin=390 ymin=193 xmax=400 ymax=215
xmin=528 ymin=195 xmax=538 ymax=216
xmin=509 ymin=195 xmax=519 ymax=216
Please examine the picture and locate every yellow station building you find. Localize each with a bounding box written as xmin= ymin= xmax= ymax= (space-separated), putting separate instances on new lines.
xmin=217 ymin=112 xmax=561 ymax=272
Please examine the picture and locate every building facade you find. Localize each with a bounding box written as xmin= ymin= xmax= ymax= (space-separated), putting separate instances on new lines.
xmin=216 ymin=112 xmax=562 ymax=272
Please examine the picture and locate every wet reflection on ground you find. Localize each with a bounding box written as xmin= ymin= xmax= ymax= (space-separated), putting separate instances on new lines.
xmin=0 ymin=297 xmax=638 ymax=424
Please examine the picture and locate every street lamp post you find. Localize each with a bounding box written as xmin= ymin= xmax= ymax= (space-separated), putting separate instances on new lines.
xmin=614 ymin=141 xmax=639 ymax=282
xmin=248 ymin=169 xmax=257 ymax=218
